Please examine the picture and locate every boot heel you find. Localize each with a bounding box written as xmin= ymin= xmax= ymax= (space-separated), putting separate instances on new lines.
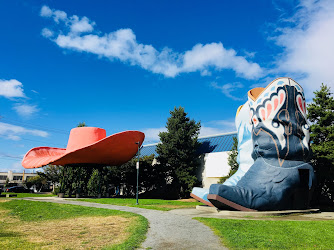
xmin=292 ymin=169 xmax=310 ymax=209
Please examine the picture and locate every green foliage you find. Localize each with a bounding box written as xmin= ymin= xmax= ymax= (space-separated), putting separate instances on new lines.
xmin=218 ymin=137 xmax=239 ymax=184
xmin=87 ymin=169 xmax=100 ymax=197
xmin=156 ymin=106 xmax=201 ymax=198
xmin=78 ymin=198 xmax=202 ymax=211
xmin=307 ymin=83 xmax=334 ymax=205
xmin=109 ymin=155 xmax=163 ymax=197
xmin=59 ymin=165 xmax=96 ymax=196
xmin=196 ymin=218 xmax=334 ymax=249
xmin=25 ymin=175 xmax=48 ymax=191
xmin=37 ymin=165 xmax=61 ymax=191
xmin=5 ymin=177 xmax=9 ymax=187
xmin=77 ymin=121 xmax=87 ymax=127
xmin=52 ymin=186 xmax=60 ymax=195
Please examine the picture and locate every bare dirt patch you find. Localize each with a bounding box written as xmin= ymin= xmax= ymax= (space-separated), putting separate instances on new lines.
xmin=0 ymin=207 xmax=20 ymax=224
xmin=158 ymin=205 xmax=191 ymax=209
xmin=178 ymin=198 xmax=197 ymax=202
xmin=10 ymin=215 xmax=134 ymax=249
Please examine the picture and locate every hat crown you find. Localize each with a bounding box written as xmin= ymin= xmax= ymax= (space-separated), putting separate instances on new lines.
xmin=66 ymin=127 xmax=106 ymax=152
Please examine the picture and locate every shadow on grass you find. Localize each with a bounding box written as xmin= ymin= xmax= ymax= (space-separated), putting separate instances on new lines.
xmin=0 ymin=231 xmax=22 ymax=238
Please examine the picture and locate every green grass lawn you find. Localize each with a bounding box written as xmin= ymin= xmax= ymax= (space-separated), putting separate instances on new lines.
xmin=0 ymin=200 xmax=148 ymax=249
xmin=1 ymin=192 xmax=56 ymax=198
xmin=196 ymin=218 xmax=334 ymax=249
xmin=77 ymin=198 xmax=202 ymax=211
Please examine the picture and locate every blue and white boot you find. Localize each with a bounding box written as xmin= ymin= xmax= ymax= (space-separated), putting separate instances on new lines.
xmin=190 ymin=187 xmax=212 ymax=206
xmin=208 ymin=77 xmax=315 ymax=211
xmin=190 ymin=102 xmax=254 ymax=206
xmin=223 ymin=103 xmax=254 ymax=186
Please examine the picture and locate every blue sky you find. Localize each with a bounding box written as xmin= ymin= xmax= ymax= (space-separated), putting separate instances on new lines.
xmin=1 ymin=0 xmax=333 ymax=172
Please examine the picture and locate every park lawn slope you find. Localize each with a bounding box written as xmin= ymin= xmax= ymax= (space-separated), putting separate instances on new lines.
xmin=195 ymin=217 xmax=334 ymax=249
xmin=1 ymin=192 xmax=56 ymax=198
xmin=77 ymin=198 xmax=201 ymax=211
xmin=0 ymin=200 xmax=148 ymax=249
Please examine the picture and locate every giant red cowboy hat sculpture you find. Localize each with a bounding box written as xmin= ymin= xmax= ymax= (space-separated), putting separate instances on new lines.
xmin=22 ymin=127 xmax=145 ymax=169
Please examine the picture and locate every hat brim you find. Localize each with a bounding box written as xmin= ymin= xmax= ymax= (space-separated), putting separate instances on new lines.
xmin=22 ymin=131 xmax=145 ymax=169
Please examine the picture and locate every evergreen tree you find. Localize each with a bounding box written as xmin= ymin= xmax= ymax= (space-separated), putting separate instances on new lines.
xmin=87 ymin=168 xmax=101 ymax=197
xmin=218 ymin=136 xmax=239 ymax=184
xmin=156 ymin=107 xmax=201 ymax=198
xmin=77 ymin=122 xmax=86 ymax=127
xmin=307 ymin=83 xmax=334 ymax=205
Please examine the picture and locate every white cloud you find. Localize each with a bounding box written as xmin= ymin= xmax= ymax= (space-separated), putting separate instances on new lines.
xmin=142 ymin=121 xmax=236 ymax=143
xmin=203 ymin=119 xmax=237 ymax=135
xmin=41 ymin=5 xmax=67 ymax=23
xmin=211 ymin=81 xmax=245 ymax=101
xmin=142 ymin=127 xmax=167 ymax=143
xmin=12 ymin=104 xmax=39 ymax=118
xmin=41 ymin=28 xmax=54 ymax=38
xmin=40 ymin=5 xmax=53 ymax=17
xmin=0 ymin=160 xmax=34 ymax=173
xmin=0 ymin=79 xmax=40 ymax=117
xmin=70 ymin=16 xmax=95 ymax=33
xmin=273 ymin=0 xmax=334 ymax=96
xmin=243 ymin=50 xmax=256 ymax=59
xmin=0 ymin=161 xmax=23 ymax=173
xmin=0 ymin=79 xmax=25 ymax=98
xmin=40 ymin=6 xmax=263 ymax=79
xmin=182 ymin=43 xmax=262 ymax=79
xmin=0 ymin=122 xmax=48 ymax=141
xmin=11 ymin=161 xmax=24 ymax=172
xmin=199 ymin=126 xmax=234 ymax=137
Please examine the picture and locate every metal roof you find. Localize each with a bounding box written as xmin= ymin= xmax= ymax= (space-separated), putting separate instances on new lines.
xmin=140 ymin=132 xmax=237 ymax=157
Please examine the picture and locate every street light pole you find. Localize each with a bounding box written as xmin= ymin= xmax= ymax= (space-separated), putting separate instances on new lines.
xmin=135 ymin=142 xmax=140 ymax=205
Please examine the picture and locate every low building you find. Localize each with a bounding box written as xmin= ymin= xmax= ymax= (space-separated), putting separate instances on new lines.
xmin=140 ymin=132 xmax=237 ymax=189
xmin=0 ymin=171 xmax=38 ymax=189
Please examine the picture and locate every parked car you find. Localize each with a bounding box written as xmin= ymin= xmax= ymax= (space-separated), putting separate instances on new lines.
xmin=5 ymin=186 xmax=31 ymax=193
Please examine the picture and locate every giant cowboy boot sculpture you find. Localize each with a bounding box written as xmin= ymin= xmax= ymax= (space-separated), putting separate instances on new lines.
xmin=190 ymin=102 xmax=254 ymax=206
xmin=208 ymin=77 xmax=315 ymax=211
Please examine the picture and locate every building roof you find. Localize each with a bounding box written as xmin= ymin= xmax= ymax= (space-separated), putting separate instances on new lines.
xmin=140 ymin=131 xmax=237 ymax=157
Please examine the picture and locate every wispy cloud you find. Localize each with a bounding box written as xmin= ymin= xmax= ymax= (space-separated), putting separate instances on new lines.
xmin=142 ymin=120 xmax=236 ymax=144
xmin=199 ymin=125 xmax=235 ymax=137
xmin=0 ymin=122 xmax=48 ymax=141
xmin=40 ymin=5 xmax=263 ymax=79
xmin=272 ymin=0 xmax=334 ymax=96
xmin=0 ymin=160 xmax=32 ymax=173
xmin=0 ymin=79 xmax=25 ymax=98
xmin=0 ymin=79 xmax=41 ymax=118
xmin=211 ymin=81 xmax=245 ymax=101
xmin=142 ymin=127 xmax=167 ymax=143
xmin=199 ymin=119 xmax=237 ymax=137
xmin=12 ymin=104 xmax=39 ymax=118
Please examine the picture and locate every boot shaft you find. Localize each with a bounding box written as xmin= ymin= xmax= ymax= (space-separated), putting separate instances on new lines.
xmin=235 ymin=102 xmax=254 ymax=172
xmin=248 ymin=77 xmax=311 ymax=167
